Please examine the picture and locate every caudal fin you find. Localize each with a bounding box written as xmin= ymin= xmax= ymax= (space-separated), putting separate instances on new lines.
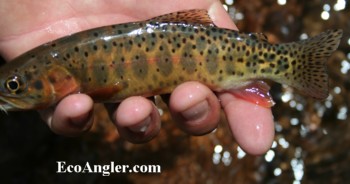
xmin=286 ymin=29 xmax=343 ymax=99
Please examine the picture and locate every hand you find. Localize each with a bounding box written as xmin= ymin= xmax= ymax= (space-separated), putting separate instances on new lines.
xmin=0 ymin=0 xmax=274 ymax=155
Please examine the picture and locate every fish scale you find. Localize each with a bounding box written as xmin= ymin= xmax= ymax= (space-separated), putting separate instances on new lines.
xmin=0 ymin=9 xmax=343 ymax=111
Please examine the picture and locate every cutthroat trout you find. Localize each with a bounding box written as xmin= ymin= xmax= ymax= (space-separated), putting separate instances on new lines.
xmin=0 ymin=9 xmax=343 ymax=111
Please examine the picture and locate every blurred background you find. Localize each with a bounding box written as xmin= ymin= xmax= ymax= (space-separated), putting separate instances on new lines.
xmin=0 ymin=0 xmax=349 ymax=183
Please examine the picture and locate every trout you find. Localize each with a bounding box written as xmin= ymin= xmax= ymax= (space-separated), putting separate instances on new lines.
xmin=0 ymin=10 xmax=343 ymax=111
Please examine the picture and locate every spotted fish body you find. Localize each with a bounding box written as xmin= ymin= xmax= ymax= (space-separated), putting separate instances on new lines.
xmin=0 ymin=10 xmax=343 ymax=111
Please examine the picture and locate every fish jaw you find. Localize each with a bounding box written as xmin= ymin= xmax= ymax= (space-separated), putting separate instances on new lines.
xmin=0 ymin=98 xmax=20 ymax=112
xmin=0 ymin=95 xmax=36 ymax=111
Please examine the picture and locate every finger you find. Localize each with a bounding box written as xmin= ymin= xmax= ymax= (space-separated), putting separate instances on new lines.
xmin=39 ymin=94 xmax=94 ymax=137
xmin=169 ymin=81 xmax=220 ymax=135
xmin=111 ymin=96 xmax=161 ymax=143
xmin=207 ymin=0 xmax=238 ymax=30
xmin=219 ymin=92 xmax=275 ymax=155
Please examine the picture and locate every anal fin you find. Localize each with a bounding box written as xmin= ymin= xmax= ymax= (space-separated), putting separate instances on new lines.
xmin=227 ymin=81 xmax=275 ymax=108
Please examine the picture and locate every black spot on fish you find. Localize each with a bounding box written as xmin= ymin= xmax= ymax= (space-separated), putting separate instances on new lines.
xmin=231 ymin=42 xmax=236 ymax=48
xmin=151 ymin=32 xmax=156 ymax=38
xmin=33 ymin=80 xmax=43 ymax=90
xmin=284 ymin=64 xmax=289 ymax=69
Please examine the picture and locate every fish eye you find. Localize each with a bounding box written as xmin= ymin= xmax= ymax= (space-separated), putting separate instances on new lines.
xmin=5 ymin=75 xmax=25 ymax=94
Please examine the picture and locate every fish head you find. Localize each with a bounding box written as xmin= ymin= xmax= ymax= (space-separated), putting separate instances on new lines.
xmin=0 ymin=59 xmax=57 ymax=111
xmin=0 ymin=73 xmax=29 ymax=111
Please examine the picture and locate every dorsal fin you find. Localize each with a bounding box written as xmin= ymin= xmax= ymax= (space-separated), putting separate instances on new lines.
xmin=148 ymin=9 xmax=215 ymax=26
xmin=248 ymin=33 xmax=269 ymax=42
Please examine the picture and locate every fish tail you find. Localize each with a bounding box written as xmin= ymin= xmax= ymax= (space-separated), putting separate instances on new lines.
xmin=278 ymin=29 xmax=343 ymax=99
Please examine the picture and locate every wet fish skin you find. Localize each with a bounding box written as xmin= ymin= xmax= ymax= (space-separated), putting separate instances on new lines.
xmin=0 ymin=10 xmax=343 ymax=111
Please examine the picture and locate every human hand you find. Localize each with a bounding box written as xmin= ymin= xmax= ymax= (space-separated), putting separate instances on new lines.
xmin=0 ymin=0 xmax=274 ymax=155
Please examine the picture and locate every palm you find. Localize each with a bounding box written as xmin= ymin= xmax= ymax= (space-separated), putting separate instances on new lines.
xmin=0 ymin=0 xmax=235 ymax=60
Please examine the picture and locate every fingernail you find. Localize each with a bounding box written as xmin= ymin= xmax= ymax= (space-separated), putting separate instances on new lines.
xmin=181 ymin=100 xmax=209 ymax=121
xmin=128 ymin=116 xmax=151 ymax=133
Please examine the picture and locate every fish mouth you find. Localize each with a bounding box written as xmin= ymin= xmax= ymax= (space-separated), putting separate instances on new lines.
xmin=0 ymin=97 xmax=22 ymax=112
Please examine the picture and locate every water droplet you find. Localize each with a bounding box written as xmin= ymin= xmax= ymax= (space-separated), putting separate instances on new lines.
xmin=337 ymin=106 xmax=347 ymax=120
xmin=278 ymin=137 xmax=290 ymax=149
xmin=334 ymin=0 xmax=346 ymax=11
xmin=290 ymin=118 xmax=299 ymax=125
xmin=323 ymin=4 xmax=331 ymax=11
xmin=50 ymin=51 xmax=60 ymax=59
xmin=265 ymin=150 xmax=275 ymax=162
xmin=340 ymin=60 xmax=350 ymax=74
xmin=333 ymin=86 xmax=341 ymax=94
xmin=225 ymin=0 xmax=234 ymax=5
xmin=277 ymin=0 xmax=287 ymax=5
xmin=274 ymin=168 xmax=282 ymax=176
xmin=321 ymin=11 xmax=330 ymax=20
xmin=237 ymin=146 xmax=246 ymax=159
xmin=214 ymin=145 xmax=223 ymax=153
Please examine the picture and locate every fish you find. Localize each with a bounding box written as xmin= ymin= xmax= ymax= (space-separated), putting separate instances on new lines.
xmin=0 ymin=9 xmax=343 ymax=111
